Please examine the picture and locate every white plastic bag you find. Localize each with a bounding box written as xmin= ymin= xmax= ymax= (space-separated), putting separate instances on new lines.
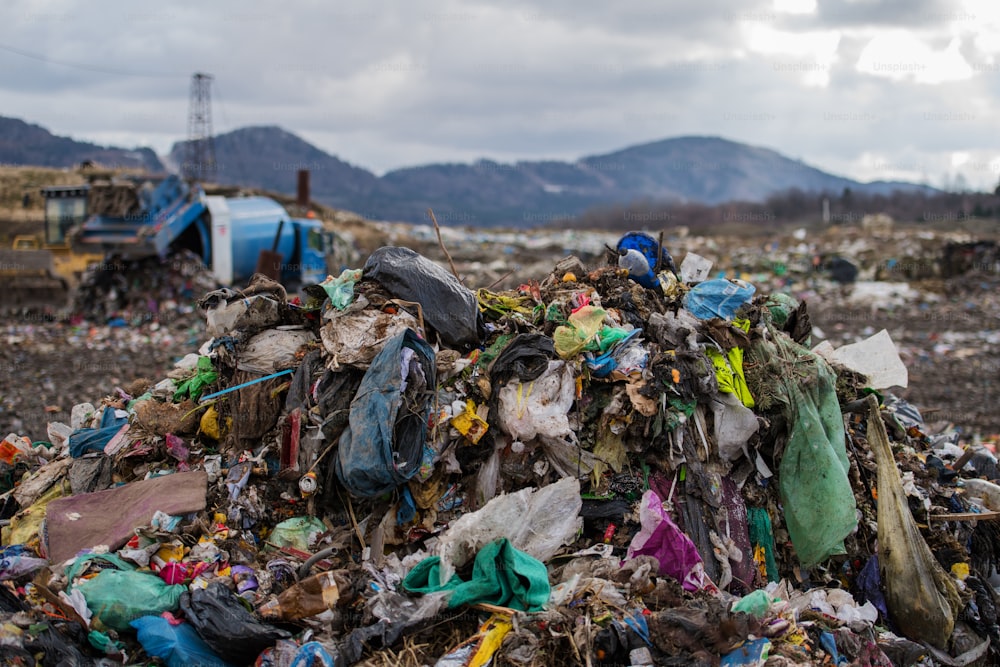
xmin=237 ymin=328 xmax=316 ymax=374
xmin=812 ymin=329 xmax=908 ymax=389
xmin=711 ymin=392 xmax=759 ymax=462
xmin=434 ymin=476 xmax=583 ymax=585
xmin=206 ymin=294 xmax=281 ymax=337
xmin=320 ymin=306 xmax=419 ymax=369
xmin=497 ymin=361 xmax=575 ymax=442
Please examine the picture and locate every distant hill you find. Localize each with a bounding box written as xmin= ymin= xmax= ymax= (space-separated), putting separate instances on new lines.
xmin=170 ymin=126 xmax=378 ymax=211
xmin=0 ymin=116 xmax=163 ymax=172
xmin=175 ymin=127 xmax=932 ymax=226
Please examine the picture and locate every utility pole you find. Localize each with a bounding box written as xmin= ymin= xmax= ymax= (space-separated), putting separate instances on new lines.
xmin=184 ymin=72 xmax=216 ymax=182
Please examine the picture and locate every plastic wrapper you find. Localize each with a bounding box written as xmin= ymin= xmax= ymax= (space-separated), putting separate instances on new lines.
xmin=289 ymin=641 xmax=340 ymax=667
xmin=680 ymin=252 xmax=713 ymax=283
xmin=0 ymin=545 xmax=48 ymax=580
xmin=363 ymin=246 xmax=485 ymax=350
xmin=866 ymin=396 xmax=960 ymax=648
xmin=451 ymin=400 xmax=489 ymax=444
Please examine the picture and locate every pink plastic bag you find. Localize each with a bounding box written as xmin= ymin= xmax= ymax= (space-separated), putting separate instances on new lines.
xmin=626 ymin=489 xmax=712 ymax=592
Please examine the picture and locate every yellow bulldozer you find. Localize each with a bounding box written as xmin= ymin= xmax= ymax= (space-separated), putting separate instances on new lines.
xmin=0 ymin=185 xmax=103 ymax=310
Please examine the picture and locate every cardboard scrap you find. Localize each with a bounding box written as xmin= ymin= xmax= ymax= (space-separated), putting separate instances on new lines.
xmin=44 ymin=470 xmax=208 ymax=564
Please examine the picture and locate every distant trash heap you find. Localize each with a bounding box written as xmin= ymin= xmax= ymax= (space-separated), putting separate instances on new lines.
xmin=0 ymin=232 xmax=997 ymax=667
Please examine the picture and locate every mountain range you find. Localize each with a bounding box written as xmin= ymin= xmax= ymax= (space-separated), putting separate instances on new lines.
xmin=0 ymin=117 xmax=163 ymax=173
xmin=1 ymin=115 xmax=932 ymax=226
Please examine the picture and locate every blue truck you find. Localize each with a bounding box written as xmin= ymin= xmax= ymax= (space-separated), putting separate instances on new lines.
xmin=71 ymin=175 xmax=335 ymax=288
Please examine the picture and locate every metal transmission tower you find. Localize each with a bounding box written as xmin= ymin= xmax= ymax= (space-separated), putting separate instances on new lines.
xmin=184 ymin=72 xmax=216 ymax=181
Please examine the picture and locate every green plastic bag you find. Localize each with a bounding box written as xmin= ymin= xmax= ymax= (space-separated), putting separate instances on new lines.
xmin=320 ymin=269 xmax=363 ymax=310
xmin=732 ymin=589 xmax=777 ymax=618
xmin=268 ymin=516 xmax=328 ymax=551
xmin=173 ymin=356 xmax=218 ymax=402
xmin=76 ymin=570 xmax=186 ymax=631
xmin=746 ymin=322 xmax=857 ymax=568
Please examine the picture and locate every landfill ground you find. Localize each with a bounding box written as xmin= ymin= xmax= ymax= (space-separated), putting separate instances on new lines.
xmin=2 ymin=218 xmax=1000 ymax=667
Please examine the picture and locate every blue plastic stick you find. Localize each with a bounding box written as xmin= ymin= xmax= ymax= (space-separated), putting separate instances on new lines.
xmin=198 ymin=368 xmax=294 ymax=403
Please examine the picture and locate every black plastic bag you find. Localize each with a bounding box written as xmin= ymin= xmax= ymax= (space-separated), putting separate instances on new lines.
xmin=179 ymin=582 xmax=291 ymax=665
xmin=363 ymin=246 xmax=485 ymax=350
xmin=22 ymin=622 xmax=94 ymax=667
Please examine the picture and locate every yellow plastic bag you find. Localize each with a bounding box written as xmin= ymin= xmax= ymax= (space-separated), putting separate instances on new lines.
xmin=3 ymin=481 xmax=68 ymax=547
xmin=199 ymin=405 xmax=228 ymax=441
xmin=553 ymin=306 xmax=606 ymax=358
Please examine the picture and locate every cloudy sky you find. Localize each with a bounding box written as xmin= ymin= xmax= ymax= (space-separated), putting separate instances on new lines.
xmin=2 ymin=0 xmax=1000 ymax=190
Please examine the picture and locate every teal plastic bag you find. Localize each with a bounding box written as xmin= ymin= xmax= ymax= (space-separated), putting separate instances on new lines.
xmin=746 ymin=323 xmax=857 ymax=568
xmin=403 ymin=538 xmax=550 ymax=611
xmin=77 ymin=570 xmax=186 ymax=631
xmin=732 ymin=589 xmax=776 ymax=618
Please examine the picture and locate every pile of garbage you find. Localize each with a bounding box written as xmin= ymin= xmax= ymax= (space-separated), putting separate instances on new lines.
xmin=1 ymin=232 xmax=999 ymax=666
xmin=72 ymin=249 xmax=219 ymax=327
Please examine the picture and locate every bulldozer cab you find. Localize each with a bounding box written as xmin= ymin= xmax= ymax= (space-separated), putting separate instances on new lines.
xmin=12 ymin=236 xmax=40 ymax=251
xmin=41 ymin=185 xmax=90 ymax=246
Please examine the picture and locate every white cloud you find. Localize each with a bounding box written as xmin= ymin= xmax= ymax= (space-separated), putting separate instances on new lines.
xmin=773 ymin=0 xmax=818 ymax=15
xmin=744 ymin=24 xmax=841 ymax=86
xmin=856 ymin=33 xmax=974 ymax=84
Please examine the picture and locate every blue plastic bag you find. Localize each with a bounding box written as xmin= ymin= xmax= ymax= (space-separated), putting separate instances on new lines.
xmin=68 ymin=407 xmax=128 ymax=458
xmin=336 ymin=329 xmax=436 ymax=497
xmin=684 ymin=279 xmax=756 ymax=320
xmin=290 ymin=641 xmax=339 ymax=667
xmin=131 ymin=615 xmax=234 ymax=667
